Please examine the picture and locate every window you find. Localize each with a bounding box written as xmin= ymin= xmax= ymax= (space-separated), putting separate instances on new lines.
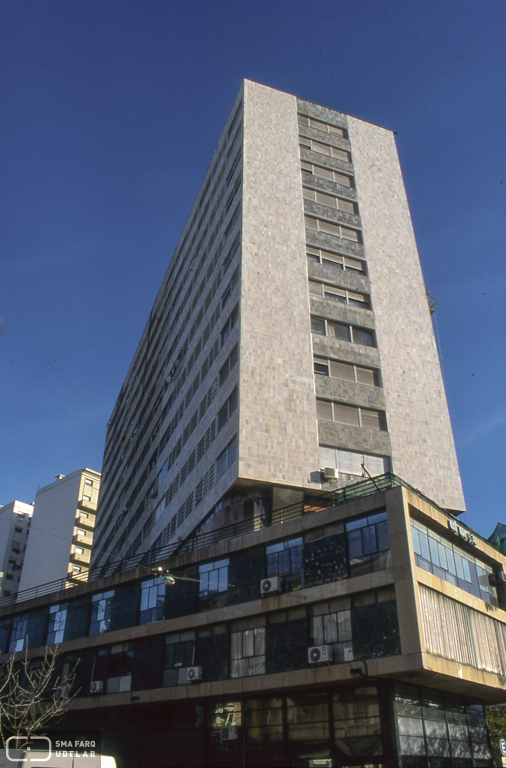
xmin=220 ymin=304 xmax=239 ymax=346
xmin=346 ymin=511 xmax=391 ymax=575
xmin=319 ymin=446 xmax=391 ymax=478
xmin=14 ymin=526 xmax=22 ymax=533
xmin=299 ymin=137 xmax=350 ymax=163
xmin=9 ymin=614 xmax=28 ymax=653
xmin=245 ymin=698 xmax=283 ymax=743
xmin=217 ymin=387 xmax=238 ymax=431
xmin=47 ymin=603 xmax=68 ymax=645
xmin=411 ymin=519 xmax=496 ymax=605
xmin=334 ymin=686 xmax=382 ymax=757
xmin=140 ymin=577 xmax=165 ymax=624
xmin=305 ymin=215 xmax=360 ymax=242
xmin=287 ymin=692 xmax=329 ymax=741
xmin=163 ymin=631 xmax=196 ymax=686
xmin=5 ymin=574 xmax=13 ymax=581
xmin=266 ymin=537 xmax=303 ymax=591
xmin=301 ymin=160 xmax=352 ymax=187
xmin=216 ymin=435 xmax=237 ymax=477
xmin=303 ymin=187 xmax=355 ymax=213
xmin=310 ymin=598 xmax=352 ymax=662
xmin=394 ymin=683 xmax=491 ymax=765
xmin=89 ymin=590 xmax=114 ymax=635
xmin=314 ymin=357 xmax=380 ymax=387
xmin=309 ymin=280 xmax=369 ymax=308
xmin=298 ymin=114 xmax=347 ymax=138
xmin=316 ymin=399 xmax=387 ymax=431
xmin=230 ymin=616 xmax=265 ymax=678
xmin=311 ymin=316 xmax=375 ymax=347
xmin=307 ymin=245 xmax=363 ymax=272
xmin=105 ymin=642 xmax=134 ymax=693
xmin=199 ymin=558 xmax=229 ymax=596
xmin=219 ymin=344 xmax=238 ymax=387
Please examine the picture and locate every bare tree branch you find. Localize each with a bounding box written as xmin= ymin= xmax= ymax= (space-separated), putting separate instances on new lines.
xmin=0 ymin=644 xmax=79 ymax=749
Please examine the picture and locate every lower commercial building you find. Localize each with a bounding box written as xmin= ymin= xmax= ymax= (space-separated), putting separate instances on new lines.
xmin=0 ymin=476 xmax=504 ymax=767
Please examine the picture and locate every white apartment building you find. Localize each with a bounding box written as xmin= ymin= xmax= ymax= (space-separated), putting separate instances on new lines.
xmin=0 ymin=500 xmax=33 ymax=598
xmin=19 ymin=469 xmax=100 ymax=592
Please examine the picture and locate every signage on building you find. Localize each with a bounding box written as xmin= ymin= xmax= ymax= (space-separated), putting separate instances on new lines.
xmin=448 ymin=519 xmax=476 ymax=546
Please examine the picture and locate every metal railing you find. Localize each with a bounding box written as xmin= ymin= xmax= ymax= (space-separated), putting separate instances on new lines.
xmin=0 ymin=472 xmax=450 ymax=609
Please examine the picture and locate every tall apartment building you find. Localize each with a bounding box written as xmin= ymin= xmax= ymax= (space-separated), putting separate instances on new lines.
xmin=19 ymin=469 xmax=100 ymax=591
xmin=92 ymin=80 xmax=465 ymax=573
xmin=0 ymin=500 xmax=33 ymax=599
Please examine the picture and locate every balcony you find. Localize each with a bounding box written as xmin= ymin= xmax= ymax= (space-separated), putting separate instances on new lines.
xmin=73 ymin=531 xmax=93 ymax=548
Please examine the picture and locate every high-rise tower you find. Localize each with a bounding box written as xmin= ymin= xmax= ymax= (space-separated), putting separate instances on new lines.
xmin=92 ymin=80 xmax=464 ymax=571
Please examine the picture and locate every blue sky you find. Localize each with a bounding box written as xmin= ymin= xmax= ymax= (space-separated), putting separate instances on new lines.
xmin=1 ymin=0 xmax=505 ymax=538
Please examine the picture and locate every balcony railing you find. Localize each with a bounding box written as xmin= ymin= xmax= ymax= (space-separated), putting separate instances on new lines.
xmin=0 ymin=473 xmax=458 ymax=609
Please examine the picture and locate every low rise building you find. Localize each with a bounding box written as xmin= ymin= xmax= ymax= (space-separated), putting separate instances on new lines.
xmin=0 ymin=476 xmax=504 ymax=767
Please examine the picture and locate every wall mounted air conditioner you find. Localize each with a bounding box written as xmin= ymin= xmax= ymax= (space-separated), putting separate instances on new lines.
xmin=90 ymin=680 xmax=103 ymax=694
xmin=186 ymin=666 xmax=202 ymax=682
xmin=308 ymin=645 xmax=333 ymax=664
xmin=322 ymin=467 xmax=337 ymax=481
xmin=221 ymin=727 xmax=238 ymax=741
xmin=260 ymin=576 xmax=281 ymax=595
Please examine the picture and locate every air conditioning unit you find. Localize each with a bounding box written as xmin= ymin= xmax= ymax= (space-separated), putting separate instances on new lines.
xmin=90 ymin=680 xmax=103 ymax=694
xmin=308 ymin=645 xmax=333 ymax=664
xmin=260 ymin=576 xmax=281 ymax=595
xmin=221 ymin=727 xmax=238 ymax=741
xmin=186 ymin=666 xmax=202 ymax=682
xmin=489 ymin=571 xmax=506 ymax=587
xmin=322 ymin=467 xmax=337 ymax=481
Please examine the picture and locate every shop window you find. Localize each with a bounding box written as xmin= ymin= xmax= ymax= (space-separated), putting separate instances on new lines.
xmin=230 ymin=616 xmax=265 ymax=678
xmin=394 ymin=683 xmax=492 ymax=765
xmin=245 ymin=698 xmax=283 ymax=742
xmin=333 ymin=686 xmax=382 ymax=757
xmin=310 ymin=598 xmax=352 ymax=662
xmin=286 ymin=691 xmax=329 ymax=741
